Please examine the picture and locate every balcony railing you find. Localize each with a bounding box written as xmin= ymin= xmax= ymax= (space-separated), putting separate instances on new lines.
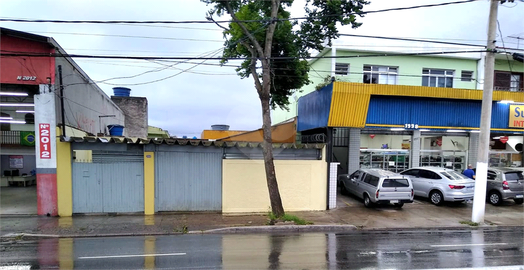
xmin=1 ymin=131 xmax=21 ymax=145
xmin=494 ymin=86 xmax=524 ymax=92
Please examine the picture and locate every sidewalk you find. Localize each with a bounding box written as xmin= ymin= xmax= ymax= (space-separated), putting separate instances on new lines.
xmin=1 ymin=196 xmax=522 ymax=238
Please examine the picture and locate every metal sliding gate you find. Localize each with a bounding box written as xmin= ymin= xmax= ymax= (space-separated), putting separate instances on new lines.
xmin=72 ymin=151 xmax=144 ymax=213
xmin=155 ymin=146 xmax=222 ymax=212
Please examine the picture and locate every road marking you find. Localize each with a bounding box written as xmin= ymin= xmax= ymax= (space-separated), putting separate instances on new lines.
xmin=430 ymin=243 xmax=508 ymax=247
xmin=79 ymin=253 xmax=186 ymax=259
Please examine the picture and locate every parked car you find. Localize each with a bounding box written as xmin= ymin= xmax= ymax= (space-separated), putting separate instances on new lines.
xmin=338 ymin=169 xmax=414 ymax=208
xmin=472 ymin=167 xmax=524 ymax=205
xmin=400 ymin=167 xmax=475 ymax=206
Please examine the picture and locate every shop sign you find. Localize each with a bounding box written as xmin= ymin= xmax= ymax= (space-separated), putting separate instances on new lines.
xmin=509 ymin=104 xmax=524 ymax=128
xmin=39 ymin=123 xmax=51 ymax=159
xmin=404 ymin=123 xmax=419 ymax=129
xmin=499 ymin=136 xmax=508 ymax=144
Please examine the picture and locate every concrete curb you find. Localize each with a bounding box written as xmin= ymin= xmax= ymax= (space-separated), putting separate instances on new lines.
xmin=200 ymin=225 xmax=359 ymax=234
xmin=1 ymin=225 xmax=521 ymax=240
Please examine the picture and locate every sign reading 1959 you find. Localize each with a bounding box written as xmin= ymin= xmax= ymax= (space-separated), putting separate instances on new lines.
xmin=404 ymin=123 xmax=419 ymax=129
xmin=17 ymin=76 xmax=37 ymax=81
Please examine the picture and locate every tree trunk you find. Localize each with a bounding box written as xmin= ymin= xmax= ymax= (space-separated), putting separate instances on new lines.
xmin=260 ymin=95 xmax=285 ymax=217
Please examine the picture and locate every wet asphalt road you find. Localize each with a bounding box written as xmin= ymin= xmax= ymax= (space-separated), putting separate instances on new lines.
xmin=1 ymin=227 xmax=523 ymax=269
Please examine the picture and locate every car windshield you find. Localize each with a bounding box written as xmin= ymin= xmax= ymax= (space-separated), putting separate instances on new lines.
xmin=441 ymin=171 xmax=469 ymax=180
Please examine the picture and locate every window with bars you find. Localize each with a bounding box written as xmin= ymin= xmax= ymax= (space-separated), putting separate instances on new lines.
xmin=494 ymin=71 xmax=523 ymax=92
xmin=363 ymin=65 xmax=398 ymax=85
xmin=422 ymin=68 xmax=454 ymax=88
xmin=461 ymin=70 xmax=474 ymax=82
xmin=335 ymin=63 xmax=349 ymax=76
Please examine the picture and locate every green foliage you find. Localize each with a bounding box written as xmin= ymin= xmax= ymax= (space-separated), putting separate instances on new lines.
xmin=268 ymin=212 xmax=313 ymax=225
xmin=460 ymin=220 xmax=480 ymax=226
xmin=202 ymin=0 xmax=368 ymax=111
xmin=315 ymin=75 xmax=334 ymax=91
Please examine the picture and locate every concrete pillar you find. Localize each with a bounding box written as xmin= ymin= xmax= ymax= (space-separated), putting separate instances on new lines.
xmin=468 ymin=132 xmax=480 ymax=166
xmin=328 ymin=162 xmax=339 ymax=210
xmin=347 ymin=128 xmax=361 ymax=175
xmin=35 ymin=84 xmax=58 ymax=216
xmin=411 ymin=130 xmax=421 ymax=168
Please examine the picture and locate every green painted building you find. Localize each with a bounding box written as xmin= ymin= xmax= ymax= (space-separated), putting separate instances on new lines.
xmin=272 ymin=47 xmax=523 ymax=124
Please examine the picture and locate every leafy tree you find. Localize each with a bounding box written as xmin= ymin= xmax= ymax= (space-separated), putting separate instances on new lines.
xmin=203 ymin=0 xmax=367 ymax=217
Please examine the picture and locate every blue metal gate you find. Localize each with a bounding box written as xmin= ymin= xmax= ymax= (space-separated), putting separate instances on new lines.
xmin=72 ymin=152 xmax=144 ymax=213
xmin=155 ymin=146 xmax=222 ymax=211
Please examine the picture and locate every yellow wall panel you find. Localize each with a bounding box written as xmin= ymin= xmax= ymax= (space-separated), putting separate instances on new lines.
xmin=143 ymin=152 xmax=155 ymax=215
xmin=56 ymin=132 xmax=72 ymax=217
xmin=222 ymin=157 xmax=327 ymax=213
xmin=328 ymin=82 xmax=371 ymax=127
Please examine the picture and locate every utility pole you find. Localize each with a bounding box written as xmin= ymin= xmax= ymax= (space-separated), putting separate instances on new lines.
xmin=472 ymin=0 xmax=499 ymax=223
xmin=58 ymin=65 xmax=66 ymax=138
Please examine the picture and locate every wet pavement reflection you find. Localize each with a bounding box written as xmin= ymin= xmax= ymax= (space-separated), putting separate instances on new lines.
xmin=1 ymin=228 xmax=522 ymax=269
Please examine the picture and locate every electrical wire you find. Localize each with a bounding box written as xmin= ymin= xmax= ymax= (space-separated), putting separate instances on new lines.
xmin=0 ymin=49 xmax=489 ymax=60
xmin=22 ymin=30 xmax=224 ymax=43
xmin=497 ymin=20 xmax=515 ymax=75
xmin=0 ymin=0 xmax=480 ymax=25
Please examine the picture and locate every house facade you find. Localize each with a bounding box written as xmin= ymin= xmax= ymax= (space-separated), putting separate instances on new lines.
xmin=0 ymin=28 xmax=127 ymax=216
xmin=272 ymin=47 xmax=524 ymax=175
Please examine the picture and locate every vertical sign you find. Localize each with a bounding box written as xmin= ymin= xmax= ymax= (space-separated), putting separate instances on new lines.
xmin=39 ymin=123 xmax=51 ymax=159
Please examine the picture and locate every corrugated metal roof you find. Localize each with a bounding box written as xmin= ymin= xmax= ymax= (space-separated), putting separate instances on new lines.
xmin=63 ymin=136 xmax=324 ymax=149
xmin=366 ymin=96 xmax=517 ymax=130
xmin=297 ymin=83 xmax=333 ymax=131
xmin=328 ymin=82 xmax=371 ymax=127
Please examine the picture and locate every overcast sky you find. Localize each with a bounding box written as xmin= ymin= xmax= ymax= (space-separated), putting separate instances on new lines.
xmin=1 ymin=0 xmax=523 ymax=137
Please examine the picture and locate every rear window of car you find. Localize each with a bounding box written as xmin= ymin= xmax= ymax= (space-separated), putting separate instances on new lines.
xmin=505 ymin=172 xmax=524 ymax=181
xmin=441 ymin=171 xmax=469 ymax=180
xmin=382 ymin=179 xmax=410 ymax=188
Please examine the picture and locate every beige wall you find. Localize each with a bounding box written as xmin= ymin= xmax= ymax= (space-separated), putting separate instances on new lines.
xmin=222 ymin=156 xmax=327 ymax=213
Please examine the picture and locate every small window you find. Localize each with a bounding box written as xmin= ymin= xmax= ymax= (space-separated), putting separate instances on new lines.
xmin=25 ymin=113 xmax=34 ymax=124
xmin=363 ymin=174 xmax=379 ymax=187
xmin=335 ymin=63 xmax=349 ymax=76
xmin=422 ymin=68 xmax=454 ymax=88
xmin=419 ymin=170 xmax=441 ymax=180
xmin=401 ymin=169 xmax=419 ymax=177
xmin=461 ymin=71 xmax=473 ymax=82
xmin=441 ymin=171 xmax=468 ymax=180
xmin=505 ymin=172 xmax=523 ymax=181
xmin=350 ymin=170 xmax=361 ymax=180
xmin=382 ymin=179 xmax=410 ymax=188
xmin=363 ymin=65 xmax=398 ymax=85
xmin=488 ymin=171 xmax=497 ymax=180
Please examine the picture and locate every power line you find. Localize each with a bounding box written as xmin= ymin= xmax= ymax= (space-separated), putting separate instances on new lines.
xmin=22 ymin=30 xmax=224 ymax=43
xmin=0 ymin=49 xmax=489 ymax=60
xmin=0 ymin=0 xmax=479 ymax=25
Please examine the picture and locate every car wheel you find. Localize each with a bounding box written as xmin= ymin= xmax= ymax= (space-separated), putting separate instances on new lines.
xmin=488 ymin=191 xmax=503 ymax=206
xmin=514 ymin=198 xmax=523 ymax=205
xmin=429 ymin=191 xmax=444 ymax=206
xmin=394 ymin=202 xmax=404 ymax=208
xmin=364 ymin=194 xmax=374 ymax=208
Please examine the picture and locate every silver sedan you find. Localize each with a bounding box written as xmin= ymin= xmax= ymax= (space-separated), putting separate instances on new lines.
xmin=400 ymin=167 xmax=475 ymax=206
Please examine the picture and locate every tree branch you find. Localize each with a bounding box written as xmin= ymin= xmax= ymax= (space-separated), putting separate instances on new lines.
xmin=224 ymin=1 xmax=265 ymax=58
xmin=264 ymin=0 xmax=281 ymax=57
xmin=206 ymin=14 xmax=229 ymax=31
